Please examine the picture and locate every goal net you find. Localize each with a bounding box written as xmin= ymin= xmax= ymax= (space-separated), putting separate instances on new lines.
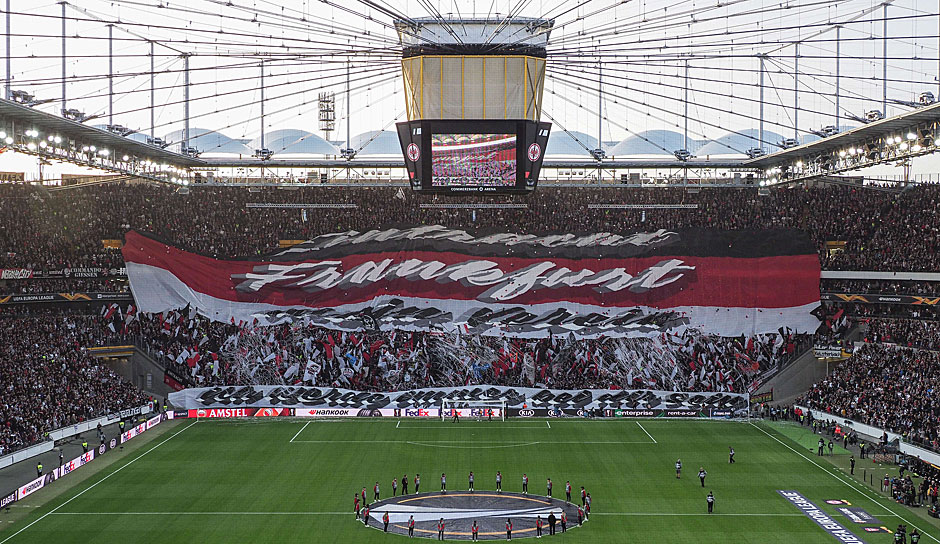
xmin=440 ymin=399 xmax=506 ymax=421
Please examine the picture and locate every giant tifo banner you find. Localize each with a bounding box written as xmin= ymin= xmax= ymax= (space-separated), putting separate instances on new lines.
xmin=169 ymin=385 xmax=749 ymax=414
xmin=124 ymin=226 xmax=820 ymax=338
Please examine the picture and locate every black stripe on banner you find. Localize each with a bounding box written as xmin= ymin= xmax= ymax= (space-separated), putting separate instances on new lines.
xmin=125 ymin=226 xmax=816 ymax=262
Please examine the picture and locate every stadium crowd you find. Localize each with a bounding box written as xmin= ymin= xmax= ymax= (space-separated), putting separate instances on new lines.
xmin=797 ymin=344 xmax=940 ymax=451
xmin=112 ymin=307 xmax=803 ymax=393
xmin=0 ymin=311 xmax=148 ymax=456
xmin=864 ymin=319 xmax=940 ymax=351
xmin=1 ymin=182 xmax=939 ymax=272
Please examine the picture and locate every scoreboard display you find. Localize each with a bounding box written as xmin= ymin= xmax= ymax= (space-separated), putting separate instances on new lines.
xmin=397 ymin=119 xmax=551 ymax=194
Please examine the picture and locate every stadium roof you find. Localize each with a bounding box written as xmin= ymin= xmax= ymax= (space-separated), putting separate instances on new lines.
xmin=0 ymin=98 xmax=203 ymax=167
xmin=746 ymin=101 xmax=940 ymax=168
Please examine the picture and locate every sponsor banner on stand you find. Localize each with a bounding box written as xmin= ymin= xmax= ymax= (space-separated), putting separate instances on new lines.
xmin=0 ymin=491 xmax=16 ymax=508
xmin=121 ymin=422 xmax=147 ymax=443
xmin=777 ymin=490 xmax=867 ymax=544
xmin=58 ymin=451 xmax=95 ymax=478
xmin=124 ymin=227 xmax=820 ymax=339
xmin=814 ymin=345 xmax=853 ymax=359
xmin=0 ymin=268 xmax=34 ymax=279
xmin=107 ymin=406 xmax=145 ymax=420
xmin=821 ymin=292 xmax=940 ymax=305
xmin=0 ymin=292 xmax=132 ymax=305
xmin=170 ymin=385 xmax=749 ymax=415
xmin=0 ymin=267 xmax=127 ymax=280
xmin=16 ymin=476 xmax=46 ymax=500
xmin=186 ymin=408 xmax=294 ymax=418
xmin=751 ymin=389 xmax=774 ymax=404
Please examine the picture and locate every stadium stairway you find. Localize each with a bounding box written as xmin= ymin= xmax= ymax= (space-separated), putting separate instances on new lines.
xmin=760 ymin=348 xmax=830 ymax=406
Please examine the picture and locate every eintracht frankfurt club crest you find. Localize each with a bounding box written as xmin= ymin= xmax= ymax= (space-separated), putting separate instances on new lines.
xmin=406 ymin=142 xmax=420 ymax=162
xmin=363 ymin=491 xmax=581 ymax=540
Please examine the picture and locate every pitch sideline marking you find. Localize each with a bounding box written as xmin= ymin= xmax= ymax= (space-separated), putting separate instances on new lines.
xmin=47 ymin=511 xmax=808 ymax=517
xmin=636 ymin=422 xmax=657 ymax=444
xmin=290 ymin=440 xmax=656 ymax=444
xmin=289 ymin=421 xmax=311 ymax=443
xmin=0 ymin=420 xmax=198 ymax=544
xmin=396 ymin=420 xmax=400 ymax=429
xmin=750 ymin=422 xmax=935 ymax=542
xmin=546 ymin=421 xmax=551 ymax=429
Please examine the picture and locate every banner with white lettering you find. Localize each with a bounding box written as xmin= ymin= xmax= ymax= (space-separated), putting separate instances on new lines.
xmin=124 ymin=226 xmax=820 ymax=338
xmin=169 ymin=385 xmax=749 ymax=414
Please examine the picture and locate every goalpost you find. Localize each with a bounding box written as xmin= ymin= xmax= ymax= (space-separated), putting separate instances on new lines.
xmin=440 ymin=399 xmax=506 ymax=421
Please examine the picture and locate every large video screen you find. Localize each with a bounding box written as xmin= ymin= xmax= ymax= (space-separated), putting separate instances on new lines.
xmin=431 ymin=133 xmax=517 ymax=187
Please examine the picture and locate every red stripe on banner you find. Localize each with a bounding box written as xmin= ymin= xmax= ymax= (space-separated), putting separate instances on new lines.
xmin=123 ymin=231 xmax=819 ymax=310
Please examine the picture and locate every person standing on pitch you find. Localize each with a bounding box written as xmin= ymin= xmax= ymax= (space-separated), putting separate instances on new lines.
xmin=817 ymin=438 xmax=825 ymax=456
xmin=408 ymin=515 xmax=415 ymax=538
xmin=548 ymin=512 xmax=556 ymax=535
xmin=577 ymin=505 xmax=584 ymax=526
xmin=561 ymin=511 xmax=567 ymax=532
xmin=565 ymin=481 xmax=572 ymax=503
xmin=354 ymin=494 xmax=360 ymax=519
xmin=393 ymin=478 xmax=398 ymax=496
xmin=547 ymin=478 xmax=552 ymax=497
xmin=374 ymin=481 xmax=380 ymax=501
xmin=828 ymin=440 xmax=834 ymax=456
xmin=585 ymin=493 xmax=592 ymax=519
xmin=707 ymin=491 xmax=715 ymax=513
xmin=506 ymin=518 xmax=513 ymax=541
xmin=383 ymin=512 xmax=390 ymax=532
xmin=496 ymin=471 xmax=502 ymax=493
xmin=850 ymin=456 xmax=856 ymax=475
xmin=402 ymin=474 xmax=409 ymax=495
xmin=415 ymin=474 xmax=421 ymax=493
xmin=453 ymin=409 xmax=460 ymax=423
xmin=522 ymin=473 xmax=528 ymax=494
xmin=729 ymin=446 xmax=735 ymax=463
xmin=361 ymin=487 xmax=367 ymax=505
xmin=699 ymin=467 xmax=708 ymax=487
xmin=441 ymin=473 xmax=447 ymax=493
xmin=536 ymin=515 xmax=543 ymax=538
xmin=469 ymin=471 xmax=474 ymax=492
xmin=471 ymin=520 xmax=479 ymax=541
xmin=676 ymin=459 xmax=682 ymax=479
xmin=438 ymin=518 xmax=445 ymax=540
xmin=364 ymin=505 xmax=371 ymax=526
xmin=580 ymin=486 xmax=586 ymax=506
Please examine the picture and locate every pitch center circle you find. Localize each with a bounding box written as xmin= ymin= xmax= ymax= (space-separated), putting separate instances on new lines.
xmin=362 ymin=491 xmax=583 ymax=540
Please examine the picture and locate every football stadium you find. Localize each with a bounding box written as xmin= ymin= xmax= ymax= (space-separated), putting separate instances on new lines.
xmin=1 ymin=1 xmax=940 ymax=543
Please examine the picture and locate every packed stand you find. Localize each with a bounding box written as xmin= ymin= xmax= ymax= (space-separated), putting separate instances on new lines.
xmin=107 ymin=305 xmax=805 ymax=394
xmin=0 ymin=311 xmax=148 ymax=456
xmin=864 ymin=319 xmax=940 ymax=351
xmin=2 ymin=183 xmax=940 ymax=272
xmin=797 ymin=343 xmax=940 ymax=452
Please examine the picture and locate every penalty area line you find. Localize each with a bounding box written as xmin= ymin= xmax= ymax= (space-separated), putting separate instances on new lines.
xmin=289 ymin=421 xmax=311 ymax=443
xmin=636 ymin=421 xmax=657 ymax=444
xmin=0 ymin=420 xmax=198 ymax=544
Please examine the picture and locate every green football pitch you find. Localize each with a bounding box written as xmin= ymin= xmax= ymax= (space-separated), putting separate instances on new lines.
xmin=3 ymin=417 xmax=940 ymax=543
